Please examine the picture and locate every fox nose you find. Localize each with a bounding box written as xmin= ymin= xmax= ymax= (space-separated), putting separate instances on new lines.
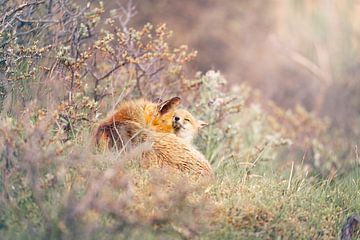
xmin=174 ymin=116 xmax=180 ymax=122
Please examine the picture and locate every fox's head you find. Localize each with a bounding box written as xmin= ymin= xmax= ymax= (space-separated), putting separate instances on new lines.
xmin=172 ymin=108 xmax=208 ymax=144
xmin=145 ymin=97 xmax=182 ymax=133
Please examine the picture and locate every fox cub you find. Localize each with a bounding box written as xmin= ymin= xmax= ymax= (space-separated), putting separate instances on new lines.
xmin=95 ymin=97 xmax=213 ymax=176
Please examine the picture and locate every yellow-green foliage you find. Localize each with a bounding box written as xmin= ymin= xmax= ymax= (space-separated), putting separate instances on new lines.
xmin=0 ymin=1 xmax=359 ymax=239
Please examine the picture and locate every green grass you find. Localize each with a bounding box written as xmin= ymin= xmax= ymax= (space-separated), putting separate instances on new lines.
xmin=1 ymin=134 xmax=359 ymax=239
xmin=1 ymin=1 xmax=360 ymax=238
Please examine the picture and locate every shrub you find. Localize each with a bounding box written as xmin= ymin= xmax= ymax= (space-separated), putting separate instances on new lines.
xmin=0 ymin=1 xmax=359 ymax=239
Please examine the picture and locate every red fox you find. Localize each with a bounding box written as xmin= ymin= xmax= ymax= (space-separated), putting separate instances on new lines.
xmin=95 ymin=97 xmax=213 ymax=176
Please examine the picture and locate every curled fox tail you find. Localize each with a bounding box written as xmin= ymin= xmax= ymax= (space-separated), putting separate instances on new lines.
xmin=95 ymin=120 xmax=147 ymax=150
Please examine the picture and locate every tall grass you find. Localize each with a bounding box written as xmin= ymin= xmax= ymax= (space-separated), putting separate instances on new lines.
xmin=0 ymin=1 xmax=359 ymax=239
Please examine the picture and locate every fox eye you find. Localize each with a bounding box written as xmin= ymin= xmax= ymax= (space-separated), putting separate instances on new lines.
xmin=184 ymin=118 xmax=190 ymax=122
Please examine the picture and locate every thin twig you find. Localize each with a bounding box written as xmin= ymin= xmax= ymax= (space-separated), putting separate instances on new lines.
xmin=15 ymin=16 xmax=59 ymax=24
xmin=3 ymin=1 xmax=45 ymax=22
xmin=287 ymin=161 xmax=294 ymax=192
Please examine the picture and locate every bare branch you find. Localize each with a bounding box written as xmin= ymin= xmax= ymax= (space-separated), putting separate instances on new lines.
xmin=15 ymin=16 xmax=60 ymax=24
xmin=93 ymin=62 xmax=126 ymax=82
xmin=3 ymin=1 xmax=45 ymax=21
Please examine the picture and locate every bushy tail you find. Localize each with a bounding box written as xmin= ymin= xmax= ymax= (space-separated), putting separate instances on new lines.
xmin=95 ymin=119 xmax=147 ymax=150
xmin=341 ymin=213 xmax=360 ymax=240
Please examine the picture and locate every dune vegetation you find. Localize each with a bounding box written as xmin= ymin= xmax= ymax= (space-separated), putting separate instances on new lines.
xmin=0 ymin=1 xmax=359 ymax=239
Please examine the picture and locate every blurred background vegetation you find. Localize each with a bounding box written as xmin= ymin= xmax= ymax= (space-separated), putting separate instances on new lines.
xmin=0 ymin=0 xmax=359 ymax=239
xmin=132 ymin=0 xmax=360 ymax=174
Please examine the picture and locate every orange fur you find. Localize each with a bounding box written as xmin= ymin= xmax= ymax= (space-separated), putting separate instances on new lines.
xmin=94 ymin=97 xmax=213 ymax=176
xmin=95 ymin=97 xmax=180 ymax=148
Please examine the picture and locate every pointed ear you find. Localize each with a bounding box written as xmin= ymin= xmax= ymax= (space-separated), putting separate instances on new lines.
xmin=198 ymin=120 xmax=208 ymax=128
xmin=158 ymin=97 xmax=181 ymax=115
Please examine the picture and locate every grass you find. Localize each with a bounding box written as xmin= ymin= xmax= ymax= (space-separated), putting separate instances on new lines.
xmin=216 ymin=168 xmax=359 ymax=239
xmin=0 ymin=70 xmax=359 ymax=239
xmin=1 ymin=1 xmax=360 ymax=239
xmin=0 ymin=120 xmax=359 ymax=239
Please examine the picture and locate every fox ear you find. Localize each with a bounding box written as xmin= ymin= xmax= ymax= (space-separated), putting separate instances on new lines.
xmin=198 ymin=120 xmax=208 ymax=128
xmin=158 ymin=97 xmax=181 ymax=115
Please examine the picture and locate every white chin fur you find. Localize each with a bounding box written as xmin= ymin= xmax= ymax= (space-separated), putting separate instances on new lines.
xmin=177 ymin=129 xmax=195 ymax=144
